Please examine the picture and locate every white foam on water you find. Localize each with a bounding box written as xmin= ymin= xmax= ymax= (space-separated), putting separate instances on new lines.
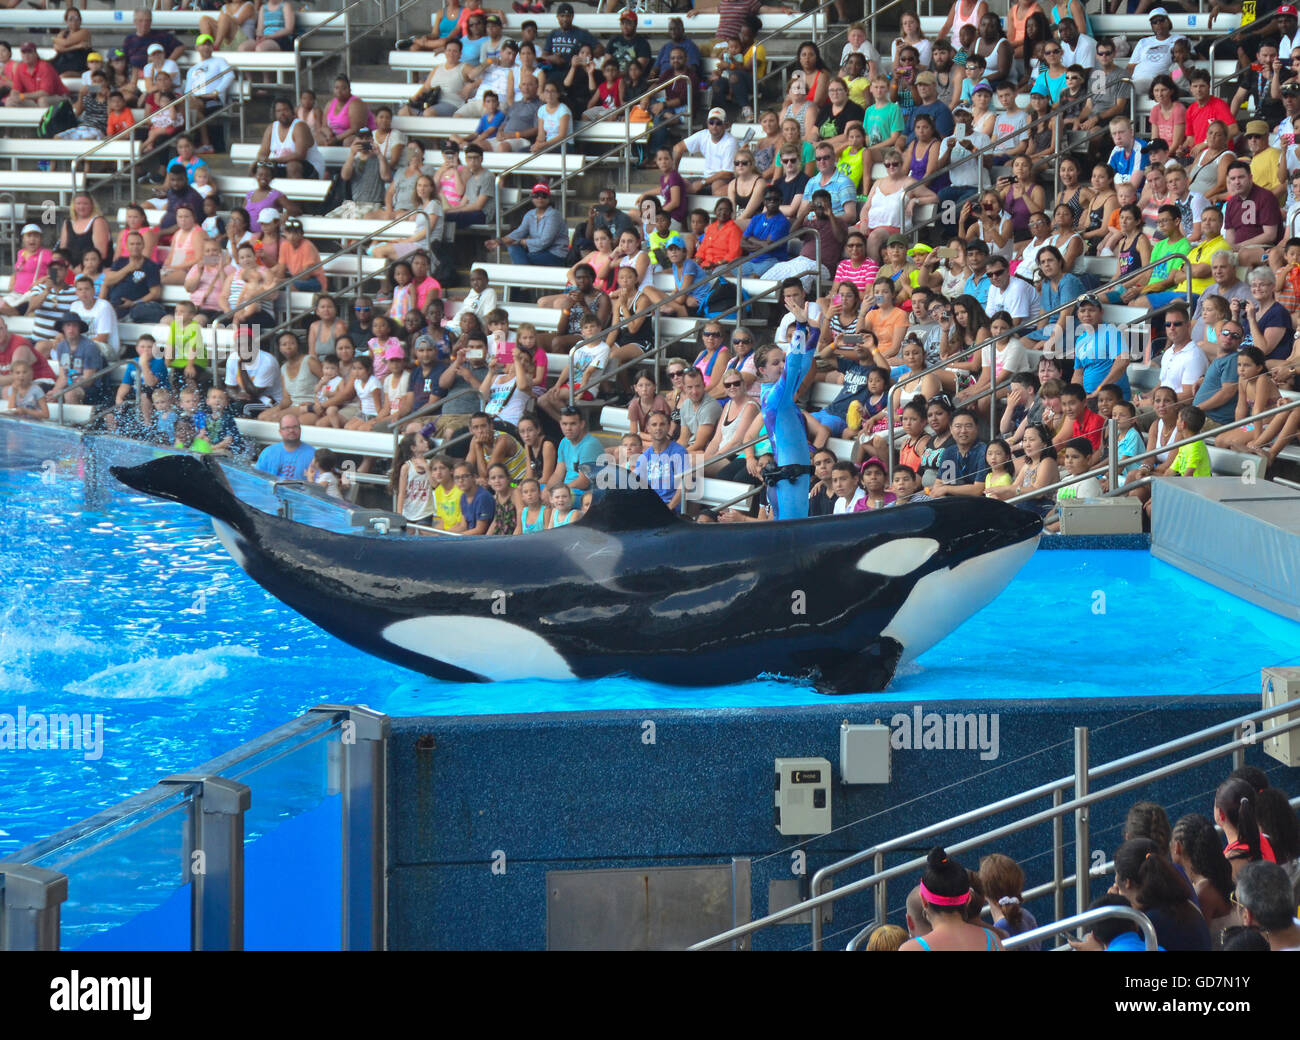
xmin=63 ymin=645 xmax=264 ymax=700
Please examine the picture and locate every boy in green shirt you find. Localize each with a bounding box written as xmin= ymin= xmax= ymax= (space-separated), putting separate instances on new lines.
xmin=1168 ymin=404 xmax=1212 ymax=477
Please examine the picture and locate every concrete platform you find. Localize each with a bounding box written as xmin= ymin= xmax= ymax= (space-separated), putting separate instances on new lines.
xmin=1152 ymin=478 xmax=1300 ymax=622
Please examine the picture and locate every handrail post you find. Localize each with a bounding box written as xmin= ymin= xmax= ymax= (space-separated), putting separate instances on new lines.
xmin=1073 ymin=727 xmax=1089 ymax=929
xmin=159 ymin=773 xmax=252 ymax=952
xmin=1052 ymin=787 xmax=1065 ymax=926
xmin=1106 ymin=417 xmax=1118 ymax=492
xmin=0 ymin=865 xmax=67 ymax=951
xmin=1053 ymin=112 xmax=1062 ymax=199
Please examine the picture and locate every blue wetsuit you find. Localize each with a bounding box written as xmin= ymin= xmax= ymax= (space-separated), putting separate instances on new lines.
xmin=759 ymin=321 xmax=816 ymax=520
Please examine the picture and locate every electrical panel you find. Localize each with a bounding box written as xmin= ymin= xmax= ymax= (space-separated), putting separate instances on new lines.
xmin=840 ymin=722 xmax=891 ymax=784
xmin=1262 ymin=667 xmax=1300 ymax=767
xmin=774 ymin=757 xmax=832 ymax=835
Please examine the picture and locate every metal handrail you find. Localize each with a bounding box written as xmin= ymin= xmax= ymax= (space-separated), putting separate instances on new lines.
xmin=689 ymin=696 xmax=1300 ymax=950
xmin=563 ymin=224 xmax=821 ymax=403
xmin=295 ymin=0 xmax=427 ymax=100
xmin=1010 ymin=395 xmax=1300 ymax=505
xmin=491 ymin=73 xmax=694 ymax=246
xmin=745 ymin=0 xmax=846 ymax=107
xmin=1207 ymin=8 xmax=1286 ymax=98
xmin=46 ymin=361 xmax=128 ymax=425
xmin=1002 ymin=905 xmax=1159 ymax=951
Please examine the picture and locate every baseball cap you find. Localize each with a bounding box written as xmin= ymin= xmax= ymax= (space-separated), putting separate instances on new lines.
xmin=885 ymin=233 xmax=907 ymax=248
xmin=147 ymin=43 xmax=165 ymax=55
xmin=530 ymin=182 xmax=551 ymax=196
xmin=196 ymin=33 xmax=215 ymax=46
xmin=1246 ymin=119 xmax=1271 ymax=136
xmin=708 ymin=107 xmax=726 ymax=122
xmin=973 ymin=81 xmax=993 ymax=94
xmin=1078 ymin=293 xmax=1102 ymax=308
xmin=915 ymin=71 xmax=937 ymax=85
xmin=87 ymin=52 xmax=103 ymax=62
xmin=259 ymin=208 xmax=282 ymax=224
xmin=1148 ymin=6 xmax=1170 ymax=18
xmin=485 ymin=13 xmax=502 ymax=23
xmin=666 ymin=235 xmax=686 ymax=249
xmin=952 ymin=102 xmax=973 ymax=116
xmin=383 ymin=345 xmax=405 ymax=360
xmin=1280 ymin=3 xmax=1297 ymax=13
xmin=621 ymin=9 xmax=637 ymax=22
xmin=21 ymin=223 xmax=41 ymax=236
xmin=1164 ymin=157 xmax=1183 ymax=170
xmin=19 ymin=42 xmax=35 ymax=53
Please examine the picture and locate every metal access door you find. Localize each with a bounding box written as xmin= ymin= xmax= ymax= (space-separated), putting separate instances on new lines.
xmin=546 ymin=860 xmax=752 ymax=951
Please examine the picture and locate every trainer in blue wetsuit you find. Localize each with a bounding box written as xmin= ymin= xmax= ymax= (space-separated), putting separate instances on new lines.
xmin=758 ymin=315 xmax=817 ymax=520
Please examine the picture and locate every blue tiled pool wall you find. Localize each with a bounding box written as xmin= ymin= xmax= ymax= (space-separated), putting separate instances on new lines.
xmin=386 ymin=697 xmax=1299 ymax=951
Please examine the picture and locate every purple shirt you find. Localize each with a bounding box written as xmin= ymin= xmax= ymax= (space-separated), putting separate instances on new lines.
xmin=660 ymin=170 xmax=687 ymax=224
xmin=1225 ymin=184 xmax=1281 ymax=244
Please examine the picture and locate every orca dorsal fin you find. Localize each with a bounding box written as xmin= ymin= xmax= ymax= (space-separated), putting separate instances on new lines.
xmin=577 ymin=488 xmax=681 ymax=532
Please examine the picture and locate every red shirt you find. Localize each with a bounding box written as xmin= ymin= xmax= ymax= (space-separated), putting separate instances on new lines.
xmin=695 ymin=219 xmax=742 ymax=268
xmin=0 ymin=334 xmax=55 ymax=383
xmin=12 ymin=59 xmax=66 ymax=99
xmin=413 ymin=274 xmax=441 ymax=310
xmin=1184 ymin=97 xmax=1232 ymax=147
xmin=1225 ymin=833 xmax=1276 ymax=863
xmin=1071 ymin=408 xmax=1105 ymax=451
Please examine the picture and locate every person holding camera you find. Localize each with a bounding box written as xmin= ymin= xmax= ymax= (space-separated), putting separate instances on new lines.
xmin=330 ymin=129 xmax=391 ymax=219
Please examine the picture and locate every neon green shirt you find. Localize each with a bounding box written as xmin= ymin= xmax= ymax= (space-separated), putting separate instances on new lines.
xmin=1145 ymin=235 xmax=1190 ymax=290
xmin=1170 ymin=439 xmax=1211 ymax=476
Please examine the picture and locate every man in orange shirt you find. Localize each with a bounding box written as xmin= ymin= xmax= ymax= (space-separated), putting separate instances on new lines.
xmin=694 ymin=198 xmax=742 ymax=268
xmin=4 ymin=42 xmax=67 ymax=108
xmin=272 ymin=219 xmax=328 ymax=293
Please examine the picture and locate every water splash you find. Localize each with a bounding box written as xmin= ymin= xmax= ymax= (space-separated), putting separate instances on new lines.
xmin=64 ymin=645 xmax=265 ymax=701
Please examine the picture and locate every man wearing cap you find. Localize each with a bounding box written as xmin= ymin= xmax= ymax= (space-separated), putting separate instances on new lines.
xmin=44 ymin=313 xmax=107 ymax=408
xmin=4 ymin=42 xmax=67 ymax=107
xmin=1069 ymin=295 xmax=1131 ymax=402
xmin=490 ymin=73 xmax=541 ymax=152
xmin=1271 ymin=78 xmax=1300 ymax=151
xmin=1243 ymin=120 xmax=1285 ymax=200
xmin=906 ymin=72 xmax=953 ymax=140
xmin=541 ymin=4 xmax=600 ymax=84
xmin=185 ymin=34 xmax=235 ymax=155
xmin=938 ymin=104 xmax=990 ymax=237
xmin=1079 ymin=40 xmax=1131 ymax=136
xmin=272 ymin=219 xmax=328 ymax=294
xmin=606 ymin=11 xmax=651 ymax=75
xmin=674 ymin=110 xmax=740 ymax=196
xmin=652 ymin=18 xmax=702 ymax=82
xmin=486 ymin=183 xmax=569 ymax=266
xmin=482 ymin=13 xmax=507 ymax=64
xmin=1126 ymin=9 xmax=1186 ymax=97
xmin=123 ymin=8 xmax=185 ymax=74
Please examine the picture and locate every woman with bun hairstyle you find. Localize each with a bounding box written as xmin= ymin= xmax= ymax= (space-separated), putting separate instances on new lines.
xmin=1111 ymin=838 xmax=1211 ymax=951
xmin=1214 ymin=777 xmax=1276 ymax=877
xmin=900 ymin=847 xmax=1003 ymax=950
xmin=979 ymin=853 xmax=1039 ymax=949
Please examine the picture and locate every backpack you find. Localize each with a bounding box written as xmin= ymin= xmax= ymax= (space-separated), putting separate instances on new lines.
xmin=38 ymin=99 xmax=78 ymax=139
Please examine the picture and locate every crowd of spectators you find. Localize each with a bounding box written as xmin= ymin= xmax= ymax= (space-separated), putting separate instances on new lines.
xmin=871 ymin=765 xmax=1300 ymax=952
xmin=5 ymin=3 xmax=1300 ymax=528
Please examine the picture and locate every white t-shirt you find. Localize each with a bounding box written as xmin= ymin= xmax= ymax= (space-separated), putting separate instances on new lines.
xmin=941 ymin=130 xmax=991 ymax=189
xmin=139 ymin=58 xmax=181 ymax=90
xmin=317 ymin=374 xmax=342 ymax=404
xmin=833 ymin=488 xmax=865 ymax=513
xmin=186 ymin=55 xmax=234 ymax=101
xmin=572 ymin=340 xmax=610 ymax=378
xmin=353 ymin=374 xmax=382 ymax=416
xmin=460 ymin=286 xmax=498 ymax=324
xmin=986 ymin=276 xmax=1040 ymax=323
xmin=1058 ymin=475 xmax=1103 ymax=501
xmin=683 ymin=128 xmax=739 ymax=179
xmin=1062 ymin=34 xmax=1096 ymax=68
xmin=383 ymin=371 xmax=410 ymax=414
xmin=776 ymin=301 xmax=823 ymax=348
xmin=891 ymin=38 xmax=932 ymax=69
xmin=225 ymin=349 xmax=283 ymax=405
xmin=840 ymin=40 xmax=882 ymax=68
xmin=70 ymin=298 xmax=120 ymax=360
xmin=1159 ymin=340 xmax=1207 ymax=392
xmin=982 ymin=336 xmax=1031 ymax=380
xmin=1128 ymin=35 xmax=1186 ymax=85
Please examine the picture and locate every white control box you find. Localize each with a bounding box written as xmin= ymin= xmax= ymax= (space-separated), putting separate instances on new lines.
xmin=774 ymin=757 xmax=832 ymax=835
xmin=840 ymin=723 xmax=891 ymax=784
xmin=1262 ymin=667 xmax=1300 ymax=767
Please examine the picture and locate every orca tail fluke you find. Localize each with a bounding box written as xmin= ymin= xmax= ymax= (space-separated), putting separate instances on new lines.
xmin=110 ymin=454 xmax=258 ymax=541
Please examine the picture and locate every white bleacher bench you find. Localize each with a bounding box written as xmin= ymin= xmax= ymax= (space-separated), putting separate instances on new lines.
xmin=229 ymin=142 xmax=585 ymax=177
xmin=212 ymin=175 xmax=331 ymax=204
xmin=0 ymin=400 xmax=95 ymax=424
xmin=919 ymin=13 xmax=1240 ymax=36
xmin=235 ymin=417 xmax=396 ymax=459
xmin=0 ymin=10 xmax=348 ymax=34
xmin=389 ymin=114 xmax=647 ymax=152
xmin=116 ymin=205 xmax=420 ymax=247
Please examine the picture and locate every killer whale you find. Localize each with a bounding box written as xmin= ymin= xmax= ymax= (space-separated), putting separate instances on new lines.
xmin=110 ymin=455 xmax=1042 ymax=693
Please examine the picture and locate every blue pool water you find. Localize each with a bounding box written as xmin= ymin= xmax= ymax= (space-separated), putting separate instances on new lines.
xmin=3 ymin=456 xmax=1298 ymax=857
